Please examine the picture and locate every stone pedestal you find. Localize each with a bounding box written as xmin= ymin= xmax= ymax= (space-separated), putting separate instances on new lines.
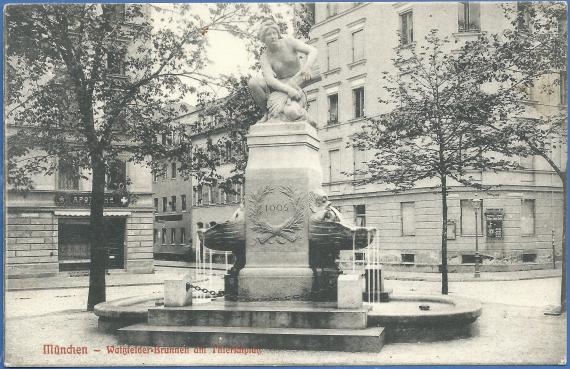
xmin=338 ymin=273 xmax=363 ymax=309
xmin=238 ymin=121 xmax=322 ymax=300
xmin=164 ymin=278 xmax=192 ymax=307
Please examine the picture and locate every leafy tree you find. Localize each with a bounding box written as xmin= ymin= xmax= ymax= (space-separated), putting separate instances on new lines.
xmin=462 ymin=1 xmax=567 ymax=311
xmin=351 ymin=30 xmax=520 ymax=294
xmin=5 ymin=3 xmax=276 ymax=310
xmin=178 ymin=75 xmax=262 ymax=197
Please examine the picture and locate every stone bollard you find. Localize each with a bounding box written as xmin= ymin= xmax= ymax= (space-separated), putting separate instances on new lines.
xmin=337 ymin=273 xmax=363 ymax=309
xmin=164 ymin=276 xmax=193 ymax=307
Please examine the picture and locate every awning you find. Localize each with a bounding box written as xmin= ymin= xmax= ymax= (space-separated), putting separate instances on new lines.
xmin=54 ymin=210 xmax=132 ymax=217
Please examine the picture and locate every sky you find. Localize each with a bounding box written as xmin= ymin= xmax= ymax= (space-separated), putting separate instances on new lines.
xmin=150 ymin=3 xmax=292 ymax=105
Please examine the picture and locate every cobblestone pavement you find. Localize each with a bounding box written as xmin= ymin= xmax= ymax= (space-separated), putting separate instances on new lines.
xmin=4 ymin=271 xmax=566 ymax=366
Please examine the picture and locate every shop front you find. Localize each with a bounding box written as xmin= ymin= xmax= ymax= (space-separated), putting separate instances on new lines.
xmin=57 ymin=216 xmax=126 ymax=271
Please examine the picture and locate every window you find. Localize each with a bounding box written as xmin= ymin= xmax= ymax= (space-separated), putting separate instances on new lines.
xmin=461 ymin=254 xmax=476 ymax=264
xmin=180 ymin=228 xmax=186 ymax=245
xmin=460 ymin=199 xmax=483 ymax=235
xmin=560 ymin=71 xmax=567 ymax=106
xmin=329 ymin=149 xmax=341 ymax=182
xmin=354 ymin=204 xmax=366 ymax=226
xmin=401 ymin=202 xmax=416 ymax=236
xmin=353 ymin=147 xmax=366 ymax=180
xmin=196 ymin=186 xmax=203 ymax=206
xmin=162 ymin=163 xmax=168 ymax=180
xmin=401 ymin=253 xmax=415 ymax=263
xmin=170 ymin=228 xmax=176 ymax=245
xmin=161 ymin=228 xmax=167 ymax=245
xmin=326 ymin=39 xmax=339 ymax=70
xmin=170 ymin=195 xmax=177 ymax=212
xmin=352 ymin=29 xmax=365 ymax=62
xmin=181 ymin=195 xmax=187 ymax=211
xmin=171 ymin=162 xmax=177 ymax=179
xmin=327 ymin=94 xmax=339 ymax=125
xmin=154 ymin=198 xmax=159 ymax=213
xmin=162 ymin=197 xmax=167 ymax=212
xmin=202 ymin=185 xmax=211 ymax=205
xmin=106 ymin=160 xmax=126 ymax=191
xmin=221 ymin=189 xmax=227 ymax=204
xmin=162 ymin=132 xmax=172 ymax=146
xmin=400 ymin=11 xmax=414 ymax=45
xmin=326 ymin=3 xmax=339 ymax=18
xmin=521 ymin=199 xmax=535 ymax=236
xmin=522 ymin=253 xmax=537 ymax=263
xmin=210 ymin=182 xmax=219 ymax=204
xmin=353 ymin=87 xmax=365 ymax=118
xmin=458 ymin=2 xmax=480 ymax=32
xmin=57 ymin=161 xmax=79 ymax=190
xmin=153 ymin=229 xmax=157 ymax=244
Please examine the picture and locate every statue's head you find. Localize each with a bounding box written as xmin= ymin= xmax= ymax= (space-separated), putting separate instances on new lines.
xmin=258 ymin=20 xmax=281 ymax=44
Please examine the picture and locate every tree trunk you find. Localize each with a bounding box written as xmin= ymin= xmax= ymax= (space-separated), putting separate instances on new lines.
xmin=87 ymin=153 xmax=107 ymax=311
xmin=441 ymin=175 xmax=449 ymax=295
xmin=561 ymin=176 xmax=567 ymax=312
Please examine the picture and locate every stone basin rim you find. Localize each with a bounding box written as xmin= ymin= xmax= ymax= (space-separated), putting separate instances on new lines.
xmin=94 ymin=293 xmax=162 ymax=319
xmin=367 ymin=293 xmax=482 ymax=325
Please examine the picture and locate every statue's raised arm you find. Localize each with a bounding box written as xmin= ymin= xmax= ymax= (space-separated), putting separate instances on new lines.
xmin=248 ymin=20 xmax=318 ymax=125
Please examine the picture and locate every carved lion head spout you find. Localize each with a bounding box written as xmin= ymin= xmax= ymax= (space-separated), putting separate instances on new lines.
xmin=309 ymin=189 xmax=336 ymax=221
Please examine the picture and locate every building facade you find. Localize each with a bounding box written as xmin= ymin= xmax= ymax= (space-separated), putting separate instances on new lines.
xmin=306 ymin=2 xmax=566 ymax=271
xmin=152 ymin=130 xmax=193 ymax=261
xmin=152 ymin=109 xmax=244 ymax=261
xmin=5 ymin=4 xmax=155 ymax=278
xmin=6 ymin=158 xmax=155 ymax=278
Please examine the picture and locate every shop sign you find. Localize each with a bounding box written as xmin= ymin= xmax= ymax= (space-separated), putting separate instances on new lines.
xmin=55 ymin=192 xmax=129 ymax=207
xmin=484 ymin=208 xmax=504 ymax=239
xmin=155 ymin=214 xmax=183 ymax=222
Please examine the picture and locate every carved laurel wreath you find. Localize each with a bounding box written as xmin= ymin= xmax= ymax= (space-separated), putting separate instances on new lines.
xmin=247 ymin=185 xmax=307 ymax=245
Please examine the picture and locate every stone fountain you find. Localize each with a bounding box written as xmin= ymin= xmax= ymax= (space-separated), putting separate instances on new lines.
xmin=100 ymin=21 xmax=481 ymax=353
xmin=116 ymin=101 xmax=386 ymax=352
xmin=116 ymin=22 xmax=387 ymax=351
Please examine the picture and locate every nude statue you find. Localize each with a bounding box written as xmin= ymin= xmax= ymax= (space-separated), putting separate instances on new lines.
xmin=248 ymin=20 xmax=318 ymax=124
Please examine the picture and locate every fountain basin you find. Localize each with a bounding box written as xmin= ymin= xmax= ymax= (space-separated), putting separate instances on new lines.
xmin=94 ymin=294 xmax=211 ymax=332
xmin=367 ymin=294 xmax=482 ymax=342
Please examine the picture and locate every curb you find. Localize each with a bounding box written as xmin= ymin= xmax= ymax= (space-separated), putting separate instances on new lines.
xmin=6 ymin=267 xmax=561 ymax=291
xmin=383 ymin=273 xmax=561 ymax=282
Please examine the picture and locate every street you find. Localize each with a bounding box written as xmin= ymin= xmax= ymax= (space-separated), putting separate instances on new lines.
xmin=4 ymin=267 xmax=566 ymax=366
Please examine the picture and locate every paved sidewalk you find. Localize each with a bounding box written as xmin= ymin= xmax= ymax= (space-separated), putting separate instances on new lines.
xmin=5 ymin=261 xmax=561 ymax=291
xmin=5 ymin=263 xmax=224 ymax=292
xmin=383 ymin=268 xmax=561 ymax=282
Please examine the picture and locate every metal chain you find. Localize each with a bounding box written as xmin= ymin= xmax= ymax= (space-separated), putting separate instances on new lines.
xmin=186 ymin=280 xmax=336 ymax=302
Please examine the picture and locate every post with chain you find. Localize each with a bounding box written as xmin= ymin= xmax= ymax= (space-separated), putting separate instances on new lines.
xmin=185 ymin=278 xmax=336 ymax=302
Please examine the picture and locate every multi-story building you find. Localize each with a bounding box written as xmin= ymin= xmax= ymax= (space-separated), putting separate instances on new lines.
xmin=5 ymin=4 xmax=155 ymax=278
xmin=152 ymin=106 xmax=244 ymax=261
xmin=306 ymin=2 xmax=566 ymax=271
xmin=151 ymin=130 xmax=193 ymax=261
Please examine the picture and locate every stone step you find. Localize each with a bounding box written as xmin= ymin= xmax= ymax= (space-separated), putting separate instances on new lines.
xmin=118 ymin=324 xmax=385 ymax=352
xmin=148 ymin=303 xmax=367 ymax=329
